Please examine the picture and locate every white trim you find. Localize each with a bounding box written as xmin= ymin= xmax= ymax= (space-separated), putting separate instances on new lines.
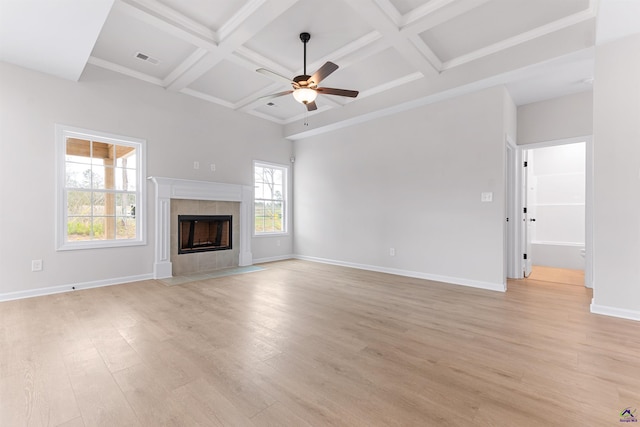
xmin=505 ymin=135 xmax=519 ymax=279
xmin=532 ymin=241 xmax=585 ymax=247
xmin=590 ymin=299 xmax=640 ymax=322
xmin=515 ymin=136 xmax=593 ymax=287
xmin=148 ymin=177 xmax=253 ymax=279
xmin=253 ymin=160 xmax=289 ymax=236
xmin=55 ymin=124 xmax=147 ymax=251
xmin=519 ymin=136 xmax=589 ymax=149
xmin=533 ymin=203 xmax=585 ymax=207
xmin=253 ymin=254 xmax=294 ymax=264
xmin=294 ymin=255 xmax=506 ymax=292
xmin=217 ymin=0 xmax=266 ymax=41
xmin=441 ymin=8 xmax=596 ymax=71
xmin=116 ymin=0 xmax=217 ymax=49
xmin=87 ymin=56 xmax=164 ymax=87
xmin=0 ymin=273 xmax=153 ymax=302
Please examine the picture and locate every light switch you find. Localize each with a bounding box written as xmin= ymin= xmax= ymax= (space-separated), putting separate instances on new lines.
xmin=481 ymin=192 xmax=493 ymax=202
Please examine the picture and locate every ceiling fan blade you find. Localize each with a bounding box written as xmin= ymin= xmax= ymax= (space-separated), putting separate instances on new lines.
xmin=305 ymin=101 xmax=318 ymax=111
xmin=256 ymin=68 xmax=293 ymax=85
xmin=310 ymin=62 xmax=338 ymax=85
xmin=258 ymin=90 xmax=293 ymax=101
xmin=316 ymin=87 xmax=359 ymax=98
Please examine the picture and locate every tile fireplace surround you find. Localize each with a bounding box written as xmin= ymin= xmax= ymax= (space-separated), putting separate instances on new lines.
xmin=149 ymin=177 xmax=253 ymax=279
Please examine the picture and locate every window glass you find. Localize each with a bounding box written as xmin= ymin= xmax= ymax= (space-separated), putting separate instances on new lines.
xmin=254 ymin=162 xmax=287 ymax=235
xmin=57 ymin=125 xmax=145 ymax=250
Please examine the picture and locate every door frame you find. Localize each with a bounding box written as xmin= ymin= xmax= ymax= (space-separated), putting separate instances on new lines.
xmin=510 ymin=136 xmax=593 ymax=288
xmin=505 ymin=136 xmax=520 ymax=279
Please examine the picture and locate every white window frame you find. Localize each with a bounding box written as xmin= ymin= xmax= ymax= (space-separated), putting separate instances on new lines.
xmin=253 ymin=160 xmax=289 ymax=236
xmin=55 ymin=124 xmax=146 ymax=250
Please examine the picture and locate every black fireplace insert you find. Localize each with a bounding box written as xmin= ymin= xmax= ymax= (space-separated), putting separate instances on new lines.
xmin=178 ymin=215 xmax=232 ymax=254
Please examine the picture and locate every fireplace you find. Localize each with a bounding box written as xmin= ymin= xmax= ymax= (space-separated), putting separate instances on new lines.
xmin=148 ymin=177 xmax=253 ymax=279
xmin=178 ymin=215 xmax=232 ymax=254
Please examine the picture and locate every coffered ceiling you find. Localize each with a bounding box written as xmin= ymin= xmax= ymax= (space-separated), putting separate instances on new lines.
xmin=1 ymin=0 xmax=638 ymax=139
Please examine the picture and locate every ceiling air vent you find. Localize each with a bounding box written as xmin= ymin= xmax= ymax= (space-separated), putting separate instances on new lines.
xmin=134 ymin=52 xmax=159 ymax=65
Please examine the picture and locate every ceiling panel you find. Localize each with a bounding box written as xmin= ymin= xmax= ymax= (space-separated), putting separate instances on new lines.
xmin=324 ymin=48 xmax=415 ymax=93
xmin=389 ymin=0 xmax=439 ymax=16
xmin=242 ymin=0 xmax=374 ymax=72
xmin=187 ymin=59 xmax=275 ymax=103
xmin=419 ymin=0 xmax=590 ymax=63
xmin=0 ymin=0 xmax=607 ymax=128
xmin=91 ymin=6 xmax=197 ymax=79
xmin=253 ymin=94 xmax=309 ymax=121
xmin=155 ymin=0 xmax=248 ymax=30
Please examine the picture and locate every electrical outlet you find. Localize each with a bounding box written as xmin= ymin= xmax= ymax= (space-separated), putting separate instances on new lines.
xmin=31 ymin=259 xmax=43 ymax=272
xmin=389 ymin=248 xmax=396 ymax=256
xmin=193 ymin=161 xmax=199 ymax=170
xmin=211 ymin=163 xmax=216 ymax=172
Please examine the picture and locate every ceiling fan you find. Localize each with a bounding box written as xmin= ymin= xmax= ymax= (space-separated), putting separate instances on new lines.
xmin=256 ymin=32 xmax=359 ymax=111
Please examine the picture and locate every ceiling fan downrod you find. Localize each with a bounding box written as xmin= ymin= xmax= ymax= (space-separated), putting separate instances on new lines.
xmin=300 ymin=32 xmax=310 ymax=76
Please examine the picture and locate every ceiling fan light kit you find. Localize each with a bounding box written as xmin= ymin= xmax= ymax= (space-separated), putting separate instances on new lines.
xmin=292 ymin=87 xmax=318 ymax=104
xmin=256 ymin=32 xmax=358 ymax=112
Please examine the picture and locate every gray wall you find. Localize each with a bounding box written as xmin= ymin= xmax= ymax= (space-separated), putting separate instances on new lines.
xmin=293 ymin=86 xmax=513 ymax=290
xmin=592 ymin=34 xmax=640 ymax=319
xmin=0 ymin=62 xmax=292 ymax=297
xmin=518 ymin=90 xmax=593 ymax=145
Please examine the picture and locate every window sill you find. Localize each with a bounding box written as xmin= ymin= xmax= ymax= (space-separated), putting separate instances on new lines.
xmin=56 ymin=239 xmax=146 ymax=251
xmin=253 ymin=232 xmax=289 ymax=238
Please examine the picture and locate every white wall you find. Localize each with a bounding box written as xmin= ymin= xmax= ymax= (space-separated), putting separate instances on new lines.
xmin=0 ymin=62 xmax=292 ymax=298
xmin=528 ymin=143 xmax=586 ymax=270
xmin=293 ymin=86 xmax=511 ymax=291
xmin=518 ymin=90 xmax=593 ymax=145
xmin=592 ymin=34 xmax=640 ymax=320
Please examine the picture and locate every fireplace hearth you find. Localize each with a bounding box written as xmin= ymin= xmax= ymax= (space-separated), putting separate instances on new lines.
xmin=178 ymin=215 xmax=232 ymax=254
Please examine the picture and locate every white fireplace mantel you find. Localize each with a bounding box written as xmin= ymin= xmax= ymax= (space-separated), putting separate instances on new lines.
xmin=148 ymin=177 xmax=253 ymax=278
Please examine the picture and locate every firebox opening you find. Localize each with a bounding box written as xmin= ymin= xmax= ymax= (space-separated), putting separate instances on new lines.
xmin=178 ymin=215 xmax=232 ymax=254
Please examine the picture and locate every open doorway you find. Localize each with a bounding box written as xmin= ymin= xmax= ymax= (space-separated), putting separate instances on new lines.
xmin=518 ymin=138 xmax=592 ymax=287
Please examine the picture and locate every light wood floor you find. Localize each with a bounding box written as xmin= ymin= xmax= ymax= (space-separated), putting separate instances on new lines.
xmin=528 ymin=265 xmax=585 ymax=287
xmin=1 ymin=260 xmax=638 ymax=426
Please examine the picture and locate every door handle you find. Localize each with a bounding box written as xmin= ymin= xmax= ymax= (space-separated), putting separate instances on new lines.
xmin=529 ymin=218 xmax=536 ymax=222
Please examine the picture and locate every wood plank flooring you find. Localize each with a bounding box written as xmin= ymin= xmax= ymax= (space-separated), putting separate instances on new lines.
xmin=528 ymin=265 xmax=585 ymax=287
xmin=1 ymin=260 xmax=638 ymax=426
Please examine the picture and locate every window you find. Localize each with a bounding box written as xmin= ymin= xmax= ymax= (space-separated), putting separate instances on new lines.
xmin=254 ymin=161 xmax=288 ymax=235
xmin=56 ymin=125 xmax=146 ymax=250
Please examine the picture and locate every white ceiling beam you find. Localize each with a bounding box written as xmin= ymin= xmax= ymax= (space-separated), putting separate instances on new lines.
xmin=124 ymin=0 xmax=215 ymax=40
xmin=400 ymin=0 xmax=493 ymax=34
xmin=115 ymin=0 xmax=217 ymax=50
xmin=405 ymin=34 xmax=443 ymax=71
xmin=179 ymin=88 xmax=236 ymax=109
xmin=162 ymin=48 xmax=209 ymax=87
xmin=218 ymin=0 xmax=269 ymax=41
xmin=87 ymin=56 xmax=164 ymax=86
xmin=233 ymin=46 xmax=295 ymax=80
xmin=441 ymin=8 xmax=598 ymax=70
xmin=344 ymin=0 xmax=439 ymax=78
xmin=400 ymin=0 xmax=457 ymax=27
xmin=306 ymin=31 xmax=383 ymax=72
xmin=357 ymin=72 xmax=424 ymax=99
xmin=166 ymin=0 xmax=301 ymax=92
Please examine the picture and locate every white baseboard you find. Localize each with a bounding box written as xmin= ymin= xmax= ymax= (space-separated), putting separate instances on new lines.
xmin=0 ymin=273 xmax=154 ymax=302
xmin=253 ymin=254 xmax=295 ymax=264
xmin=590 ymin=299 xmax=640 ymax=322
xmin=294 ymin=255 xmax=506 ymax=292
